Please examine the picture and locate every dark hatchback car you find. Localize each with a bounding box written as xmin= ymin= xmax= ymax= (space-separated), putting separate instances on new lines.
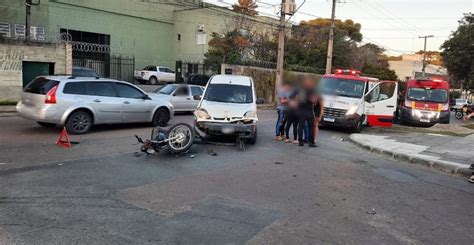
xmin=187 ymin=74 xmax=210 ymax=86
xmin=72 ymin=66 xmax=99 ymax=77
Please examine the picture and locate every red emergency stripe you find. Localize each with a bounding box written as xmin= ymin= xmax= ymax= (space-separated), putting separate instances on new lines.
xmin=413 ymin=102 xmax=440 ymax=111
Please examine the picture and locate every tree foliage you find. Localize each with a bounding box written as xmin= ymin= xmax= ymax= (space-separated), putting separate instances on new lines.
xmin=232 ymin=0 xmax=258 ymax=16
xmin=441 ymin=13 xmax=474 ymax=89
xmin=204 ymin=17 xmax=397 ymax=79
xmin=204 ymin=30 xmax=249 ymax=73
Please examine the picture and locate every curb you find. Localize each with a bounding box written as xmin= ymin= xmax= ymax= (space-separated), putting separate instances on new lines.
xmin=349 ymin=134 xmax=472 ymax=178
xmin=0 ymin=112 xmax=17 ymax=117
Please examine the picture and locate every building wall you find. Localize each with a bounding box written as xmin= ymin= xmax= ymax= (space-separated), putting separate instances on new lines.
xmin=1 ymin=0 xmax=177 ymax=69
xmin=389 ymin=60 xmax=448 ymax=81
xmin=174 ymin=7 xmax=280 ymax=64
xmin=0 ymin=39 xmax=69 ymax=101
xmin=47 ymin=0 xmax=176 ymax=69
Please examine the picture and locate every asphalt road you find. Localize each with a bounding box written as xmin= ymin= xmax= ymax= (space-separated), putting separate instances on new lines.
xmin=0 ymin=111 xmax=473 ymax=244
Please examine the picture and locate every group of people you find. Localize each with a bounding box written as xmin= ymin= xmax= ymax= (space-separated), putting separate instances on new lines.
xmin=275 ymin=77 xmax=324 ymax=147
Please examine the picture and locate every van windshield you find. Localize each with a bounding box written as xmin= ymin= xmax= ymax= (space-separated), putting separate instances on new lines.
xmin=204 ymin=84 xmax=253 ymax=103
xmin=407 ymin=88 xmax=448 ymax=103
xmin=156 ymin=84 xmax=177 ymax=95
xmin=319 ymin=77 xmax=366 ymax=98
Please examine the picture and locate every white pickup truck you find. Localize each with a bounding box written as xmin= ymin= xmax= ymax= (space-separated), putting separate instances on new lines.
xmin=134 ymin=66 xmax=176 ymax=85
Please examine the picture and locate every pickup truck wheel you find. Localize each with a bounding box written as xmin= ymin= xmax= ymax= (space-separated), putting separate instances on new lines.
xmin=153 ymin=108 xmax=170 ymax=127
xmin=149 ymin=76 xmax=158 ymax=85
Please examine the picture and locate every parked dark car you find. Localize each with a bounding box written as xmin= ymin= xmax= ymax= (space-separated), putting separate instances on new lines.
xmin=72 ymin=66 xmax=99 ymax=77
xmin=187 ymin=74 xmax=210 ymax=86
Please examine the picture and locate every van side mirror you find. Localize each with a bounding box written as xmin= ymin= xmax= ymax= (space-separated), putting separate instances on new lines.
xmin=193 ymin=95 xmax=201 ymax=100
xmin=365 ymin=94 xmax=372 ymax=103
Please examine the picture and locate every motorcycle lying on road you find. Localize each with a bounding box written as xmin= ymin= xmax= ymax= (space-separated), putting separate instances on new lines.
xmin=135 ymin=123 xmax=194 ymax=155
xmin=455 ymin=105 xmax=473 ymax=120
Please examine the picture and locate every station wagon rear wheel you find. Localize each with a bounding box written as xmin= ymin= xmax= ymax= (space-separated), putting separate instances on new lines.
xmin=66 ymin=111 xmax=92 ymax=134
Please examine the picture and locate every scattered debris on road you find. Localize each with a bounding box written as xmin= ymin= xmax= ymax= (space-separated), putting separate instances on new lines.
xmin=189 ymin=154 xmax=196 ymax=158
xmin=366 ymin=208 xmax=376 ymax=215
xmin=275 ymin=161 xmax=284 ymax=165
xmin=207 ymin=149 xmax=218 ymax=156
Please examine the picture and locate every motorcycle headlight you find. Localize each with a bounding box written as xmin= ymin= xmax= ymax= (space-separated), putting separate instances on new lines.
xmin=194 ymin=109 xmax=210 ymax=120
xmin=345 ymin=105 xmax=359 ymax=115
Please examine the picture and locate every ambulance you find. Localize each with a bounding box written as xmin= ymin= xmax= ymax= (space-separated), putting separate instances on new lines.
xmin=319 ymin=69 xmax=398 ymax=132
xmin=397 ymin=79 xmax=450 ymax=125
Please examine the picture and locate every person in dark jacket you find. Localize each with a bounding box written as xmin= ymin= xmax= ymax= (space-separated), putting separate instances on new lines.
xmin=298 ymin=77 xmax=317 ymax=147
xmin=313 ymin=94 xmax=324 ymax=145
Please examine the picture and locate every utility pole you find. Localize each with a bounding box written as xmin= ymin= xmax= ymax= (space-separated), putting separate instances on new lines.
xmin=325 ymin=0 xmax=337 ymax=74
xmin=419 ymin=35 xmax=434 ymax=77
xmin=25 ymin=0 xmax=31 ymax=39
xmin=275 ymin=0 xmax=286 ymax=98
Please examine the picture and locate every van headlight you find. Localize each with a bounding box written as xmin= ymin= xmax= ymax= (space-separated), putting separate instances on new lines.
xmin=194 ymin=109 xmax=210 ymax=120
xmin=243 ymin=110 xmax=256 ymax=122
xmin=345 ymin=105 xmax=359 ymax=115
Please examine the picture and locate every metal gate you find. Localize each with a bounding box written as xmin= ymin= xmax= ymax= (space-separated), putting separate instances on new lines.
xmin=176 ymin=61 xmax=208 ymax=82
xmin=70 ymin=41 xmax=135 ymax=83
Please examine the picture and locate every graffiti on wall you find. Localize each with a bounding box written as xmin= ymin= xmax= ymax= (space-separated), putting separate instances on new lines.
xmin=0 ymin=50 xmax=23 ymax=71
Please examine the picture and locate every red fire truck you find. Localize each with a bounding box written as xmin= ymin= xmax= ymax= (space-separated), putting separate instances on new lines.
xmin=397 ymin=79 xmax=450 ymax=125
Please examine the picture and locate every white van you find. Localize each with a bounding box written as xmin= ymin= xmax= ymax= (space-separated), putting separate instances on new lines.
xmin=194 ymin=75 xmax=258 ymax=144
xmin=319 ymin=70 xmax=398 ymax=132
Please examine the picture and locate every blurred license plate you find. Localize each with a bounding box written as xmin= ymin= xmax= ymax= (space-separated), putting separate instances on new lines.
xmin=323 ymin=117 xmax=335 ymax=122
xmin=420 ymin=118 xmax=430 ymax=123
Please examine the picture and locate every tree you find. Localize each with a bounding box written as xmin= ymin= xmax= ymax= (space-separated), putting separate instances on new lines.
xmin=300 ymin=18 xmax=363 ymax=42
xmin=441 ymin=13 xmax=474 ymax=89
xmin=204 ymin=30 xmax=249 ymax=73
xmin=233 ymin=0 xmax=258 ymax=16
xmin=415 ymin=50 xmax=443 ymax=66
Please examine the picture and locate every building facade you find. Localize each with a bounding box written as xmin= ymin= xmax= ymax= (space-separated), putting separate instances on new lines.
xmin=389 ymin=54 xmax=448 ymax=81
xmin=0 ymin=0 xmax=280 ymax=101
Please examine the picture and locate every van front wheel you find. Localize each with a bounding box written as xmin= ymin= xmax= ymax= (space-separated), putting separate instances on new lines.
xmin=352 ymin=116 xmax=364 ymax=133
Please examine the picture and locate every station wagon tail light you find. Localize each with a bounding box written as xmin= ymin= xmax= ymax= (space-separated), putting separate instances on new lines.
xmin=45 ymin=85 xmax=58 ymax=104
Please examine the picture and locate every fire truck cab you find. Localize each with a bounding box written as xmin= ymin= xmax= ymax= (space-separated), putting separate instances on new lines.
xmin=397 ymin=79 xmax=450 ymax=125
xmin=319 ymin=69 xmax=398 ymax=132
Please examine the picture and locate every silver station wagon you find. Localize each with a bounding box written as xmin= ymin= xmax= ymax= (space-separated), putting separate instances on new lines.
xmin=16 ymin=76 xmax=174 ymax=134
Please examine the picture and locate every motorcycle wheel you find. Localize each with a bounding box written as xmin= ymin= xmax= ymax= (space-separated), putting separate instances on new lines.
xmin=166 ymin=123 xmax=194 ymax=154
xmin=455 ymin=111 xmax=464 ymax=120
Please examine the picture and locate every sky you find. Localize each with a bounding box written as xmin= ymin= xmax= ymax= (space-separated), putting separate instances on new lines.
xmin=206 ymin=0 xmax=473 ymax=55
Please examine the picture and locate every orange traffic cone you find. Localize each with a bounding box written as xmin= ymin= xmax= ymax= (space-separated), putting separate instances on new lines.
xmin=56 ymin=127 xmax=72 ymax=148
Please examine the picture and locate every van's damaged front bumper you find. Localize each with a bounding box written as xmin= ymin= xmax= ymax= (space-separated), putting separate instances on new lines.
xmin=194 ymin=120 xmax=257 ymax=139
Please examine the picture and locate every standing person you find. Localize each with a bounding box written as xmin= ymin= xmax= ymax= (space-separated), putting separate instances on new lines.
xmin=275 ymin=84 xmax=290 ymax=140
xmin=285 ymin=88 xmax=299 ymax=144
xmin=313 ymin=93 xmax=324 ymax=146
xmin=298 ymin=77 xmax=316 ymax=147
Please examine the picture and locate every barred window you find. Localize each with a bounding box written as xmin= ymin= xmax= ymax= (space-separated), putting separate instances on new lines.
xmin=0 ymin=22 xmax=11 ymax=38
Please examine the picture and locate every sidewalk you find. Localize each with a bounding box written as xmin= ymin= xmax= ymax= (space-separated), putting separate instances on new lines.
xmin=0 ymin=105 xmax=17 ymax=117
xmin=350 ymin=132 xmax=473 ymax=178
